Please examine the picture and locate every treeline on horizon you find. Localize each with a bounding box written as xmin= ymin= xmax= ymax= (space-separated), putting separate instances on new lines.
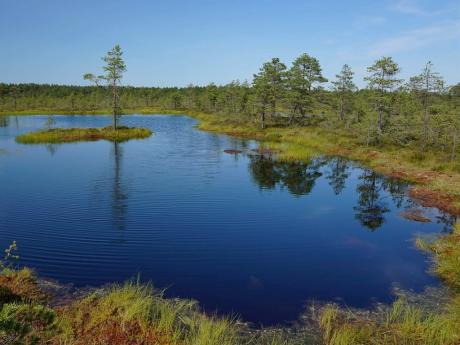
xmin=1 ymin=53 xmax=459 ymax=160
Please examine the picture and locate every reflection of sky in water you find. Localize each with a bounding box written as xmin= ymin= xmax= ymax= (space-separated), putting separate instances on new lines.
xmin=0 ymin=114 xmax=456 ymax=325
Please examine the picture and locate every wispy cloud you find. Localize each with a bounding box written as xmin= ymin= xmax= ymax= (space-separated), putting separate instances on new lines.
xmin=392 ymin=0 xmax=429 ymax=15
xmin=353 ymin=15 xmax=387 ymax=30
xmin=368 ymin=20 xmax=460 ymax=56
xmin=391 ymin=0 xmax=452 ymax=16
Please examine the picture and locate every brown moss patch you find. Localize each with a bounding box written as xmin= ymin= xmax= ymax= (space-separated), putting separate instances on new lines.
xmin=400 ymin=209 xmax=431 ymax=223
xmin=409 ymin=187 xmax=460 ymax=215
xmin=388 ymin=170 xmax=410 ymax=180
xmin=53 ymin=318 xmax=178 ymax=345
xmin=224 ymin=149 xmax=243 ymax=154
xmin=0 ymin=268 xmax=48 ymax=304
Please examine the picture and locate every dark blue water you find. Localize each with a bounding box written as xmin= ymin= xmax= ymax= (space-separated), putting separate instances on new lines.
xmin=0 ymin=115 xmax=453 ymax=325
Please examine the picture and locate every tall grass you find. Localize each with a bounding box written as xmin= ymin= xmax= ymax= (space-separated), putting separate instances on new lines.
xmin=0 ymin=273 xmax=295 ymax=345
xmin=53 ymin=281 xmax=241 ymax=345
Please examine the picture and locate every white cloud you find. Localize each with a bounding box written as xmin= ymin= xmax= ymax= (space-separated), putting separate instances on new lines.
xmin=391 ymin=0 xmax=453 ymax=16
xmin=392 ymin=0 xmax=430 ymax=15
xmin=368 ymin=20 xmax=460 ymax=57
xmin=353 ymin=15 xmax=387 ymax=30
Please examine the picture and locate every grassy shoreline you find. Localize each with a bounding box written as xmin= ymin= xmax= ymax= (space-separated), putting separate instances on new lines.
xmin=1 ymin=226 xmax=458 ymax=344
xmin=3 ymin=108 xmax=460 ymax=214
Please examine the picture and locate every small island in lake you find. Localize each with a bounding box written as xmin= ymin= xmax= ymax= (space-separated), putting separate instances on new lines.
xmin=16 ymin=126 xmax=153 ymax=144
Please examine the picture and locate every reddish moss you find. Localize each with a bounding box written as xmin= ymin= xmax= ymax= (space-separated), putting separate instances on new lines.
xmin=400 ymin=209 xmax=431 ymax=223
xmin=0 ymin=268 xmax=48 ymax=304
xmin=224 ymin=149 xmax=243 ymax=154
xmin=409 ymin=187 xmax=460 ymax=215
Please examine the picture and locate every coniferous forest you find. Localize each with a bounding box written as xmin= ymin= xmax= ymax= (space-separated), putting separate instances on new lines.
xmin=1 ymin=55 xmax=459 ymax=161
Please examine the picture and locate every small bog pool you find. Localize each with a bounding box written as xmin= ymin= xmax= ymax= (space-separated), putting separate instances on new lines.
xmin=0 ymin=115 xmax=453 ymax=325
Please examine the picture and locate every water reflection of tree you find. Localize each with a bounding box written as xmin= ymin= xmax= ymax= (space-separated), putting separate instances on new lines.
xmin=45 ymin=144 xmax=58 ymax=156
xmin=0 ymin=116 xmax=8 ymax=127
xmin=112 ymin=142 xmax=128 ymax=231
xmin=248 ymin=156 xmax=323 ymax=196
xmin=436 ymin=211 xmax=458 ymax=233
xmin=354 ymin=170 xmax=390 ymax=231
xmin=325 ymin=158 xmax=350 ymax=195
xmin=381 ymin=178 xmax=409 ymax=208
xmin=248 ymin=154 xmax=456 ymax=233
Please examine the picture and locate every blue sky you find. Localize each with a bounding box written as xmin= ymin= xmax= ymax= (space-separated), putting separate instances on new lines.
xmin=0 ymin=0 xmax=459 ymax=88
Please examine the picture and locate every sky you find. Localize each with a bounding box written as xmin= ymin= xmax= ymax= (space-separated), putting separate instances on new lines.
xmin=0 ymin=0 xmax=459 ymax=88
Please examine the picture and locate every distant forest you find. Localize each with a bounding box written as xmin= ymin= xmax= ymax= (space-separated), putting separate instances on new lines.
xmin=1 ymin=54 xmax=459 ymax=158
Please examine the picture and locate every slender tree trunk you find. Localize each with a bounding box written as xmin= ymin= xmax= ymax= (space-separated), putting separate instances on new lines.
xmin=451 ymin=130 xmax=457 ymax=161
xmin=260 ymin=107 xmax=265 ymax=129
xmin=94 ymin=87 xmax=99 ymax=113
xmin=377 ymin=105 xmax=383 ymax=133
xmin=422 ymin=94 xmax=429 ymax=150
xmin=377 ymin=74 xmax=385 ymax=133
xmin=366 ymin=124 xmax=372 ymax=146
xmin=112 ymin=81 xmax=117 ymax=130
xmin=270 ymin=100 xmax=275 ymax=120
xmin=339 ymin=95 xmax=344 ymax=121
xmin=289 ymin=105 xmax=298 ymax=126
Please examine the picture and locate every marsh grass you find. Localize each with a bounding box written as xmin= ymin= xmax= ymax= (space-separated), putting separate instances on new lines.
xmin=0 ymin=267 xmax=48 ymax=305
xmin=319 ymin=298 xmax=460 ymax=345
xmin=0 ymin=274 xmax=294 ymax=345
xmin=416 ymin=223 xmax=460 ymax=290
xmin=0 ymin=267 xmax=57 ymax=345
xmin=50 ymin=280 xmax=241 ymax=345
xmin=15 ymin=126 xmax=152 ymax=144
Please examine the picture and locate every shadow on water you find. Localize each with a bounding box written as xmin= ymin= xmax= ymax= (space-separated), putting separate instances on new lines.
xmin=248 ymin=155 xmax=324 ymax=196
xmin=0 ymin=116 xmax=8 ymax=127
xmin=248 ymin=154 xmax=456 ymax=232
xmin=325 ymin=157 xmax=350 ymax=195
xmin=353 ymin=170 xmax=391 ymax=231
xmin=111 ymin=141 xmax=128 ymax=233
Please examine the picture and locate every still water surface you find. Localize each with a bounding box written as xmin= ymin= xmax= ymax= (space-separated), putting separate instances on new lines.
xmin=0 ymin=115 xmax=453 ymax=324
